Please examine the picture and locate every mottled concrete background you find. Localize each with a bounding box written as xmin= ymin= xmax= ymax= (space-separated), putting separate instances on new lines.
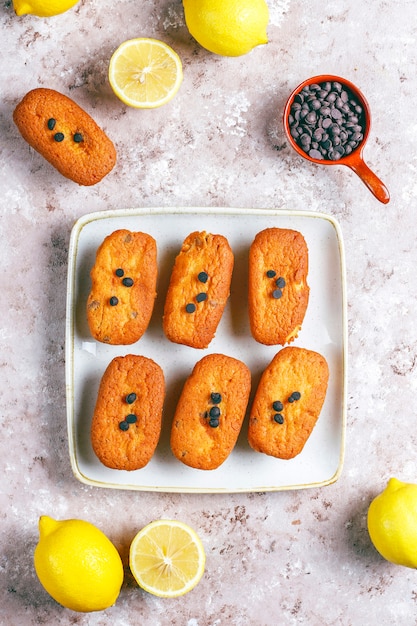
xmin=1 ymin=0 xmax=417 ymax=624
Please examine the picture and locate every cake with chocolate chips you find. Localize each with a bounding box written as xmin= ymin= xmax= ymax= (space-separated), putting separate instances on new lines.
xmin=248 ymin=227 xmax=310 ymax=345
xmin=91 ymin=354 xmax=165 ymax=471
xmin=163 ymin=231 xmax=234 ymax=349
xmin=13 ymin=87 xmax=116 ymax=186
xmin=87 ymin=229 xmax=157 ymax=345
xmin=170 ymin=353 xmax=251 ymax=470
xmin=248 ymin=347 xmax=329 ymax=459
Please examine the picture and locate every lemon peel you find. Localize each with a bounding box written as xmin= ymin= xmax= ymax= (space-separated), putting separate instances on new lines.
xmin=183 ymin=0 xmax=269 ymax=57
xmin=129 ymin=519 xmax=205 ymax=598
xmin=34 ymin=516 xmax=124 ymax=612
xmin=367 ymin=477 xmax=417 ymax=568
xmin=13 ymin=0 xmax=79 ymax=17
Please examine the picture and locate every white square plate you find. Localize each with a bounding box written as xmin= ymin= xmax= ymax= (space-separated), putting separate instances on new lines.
xmin=66 ymin=207 xmax=347 ymax=492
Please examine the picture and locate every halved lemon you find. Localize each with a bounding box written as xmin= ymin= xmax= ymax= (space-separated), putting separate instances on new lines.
xmin=109 ymin=38 xmax=183 ymax=109
xmin=129 ymin=519 xmax=205 ymax=598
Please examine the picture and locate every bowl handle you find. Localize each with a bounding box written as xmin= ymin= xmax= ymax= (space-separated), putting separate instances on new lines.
xmin=347 ymin=155 xmax=390 ymax=204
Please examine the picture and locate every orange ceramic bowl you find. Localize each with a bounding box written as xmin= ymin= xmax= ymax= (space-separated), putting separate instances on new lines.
xmin=283 ymin=74 xmax=389 ymax=204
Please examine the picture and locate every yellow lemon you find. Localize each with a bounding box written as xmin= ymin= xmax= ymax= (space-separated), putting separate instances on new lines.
xmin=129 ymin=519 xmax=205 ymax=598
xmin=183 ymin=0 xmax=269 ymax=57
xmin=13 ymin=0 xmax=79 ymax=17
xmin=109 ymin=38 xmax=183 ymax=109
xmin=367 ymin=477 xmax=417 ymax=568
xmin=34 ymin=516 xmax=124 ymax=612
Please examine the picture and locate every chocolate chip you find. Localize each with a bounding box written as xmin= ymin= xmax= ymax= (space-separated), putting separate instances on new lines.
xmin=126 ymin=414 xmax=137 ymax=424
xmin=300 ymin=133 xmax=311 ymax=147
xmin=109 ymin=296 xmax=119 ymax=306
xmin=308 ymin=149 xmax=323 ymax=160
xmin=209 ymin=418 xmax=219 ymax=428
xmin=122 ymin=277 xmax=134 ymax=287
xmin=198 ymin=271 xmax=208 ymax=283
xmin=211 ymin=392 xmax=222 ymax=404
xmin=119 ymin=421 xmax=129 ymax=431
xmin=305 ymin=111 xmax=317 ymax=125
xmin=209 ymin=406 xmax=220 ymax=418
xmin=266 ymin=270 xmax=276 ymax=278
xmin=186 ymin=303 xmax=196 ymax=313
xmin=272 ymin=289 xmax=283 ymax=299
xmin=288 ymin=391 xmax=301 ymax=403
xmin=47 ymin=118 xmax=56 ymax=130
xmin=196 ymin=292 xmax=207 ymax=303
xmin=54 ymin=132 xmax=64 ymax=142
xmin=276 ymin=277 xmax=286 ymax=288
xmin=73 ymin=132 xmax=83 ymax=143
xmin=272 ymin=400 xmax=284 ymax=412
xmin=126 ymin=392 xmax=137 ymax=404
xmin=273 ymin=414 xmax=284 ymax=424
xmin=115 ymin=268 xmax=124 ymax=277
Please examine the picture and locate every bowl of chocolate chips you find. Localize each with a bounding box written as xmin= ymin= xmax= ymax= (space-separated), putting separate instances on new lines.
xmin=284 ymin=74 xmax=389 ymax=204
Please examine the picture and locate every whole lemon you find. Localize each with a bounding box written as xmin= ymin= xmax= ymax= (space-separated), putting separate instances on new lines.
xmin=34 ymin=516 xmax=124 ymax=612
xmin=367 ymin=477 xmax=417 ymax=568
xmin=183 ymin=0 xmax=269 ymax=57
xmin=13 ymin=0 xmax=79 ymax=17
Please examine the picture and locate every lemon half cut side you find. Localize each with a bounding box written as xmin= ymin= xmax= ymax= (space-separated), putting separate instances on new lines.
xmin=129 ymin=519 xmax=206 ymax=598
xmin=109 ymin=38 xmax=183 ymax=109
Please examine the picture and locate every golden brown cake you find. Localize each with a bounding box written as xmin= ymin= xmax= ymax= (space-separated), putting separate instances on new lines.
xmin=91 ymin=354 xmax=165 ymax=471
xmin=248 ymin=228 xmax=310 ymax=345
xmin=248 ymin=347 xmax=329 ymax=459
xmin=163 ymin=231 xmax=234 ymax=349
xmin=13 ymin=88 xmax=116 ymax=186
xmin=170 ymin=353 xmax=251 ymax=470
xmin=87 ymin=229 xmax=157 ymax=345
